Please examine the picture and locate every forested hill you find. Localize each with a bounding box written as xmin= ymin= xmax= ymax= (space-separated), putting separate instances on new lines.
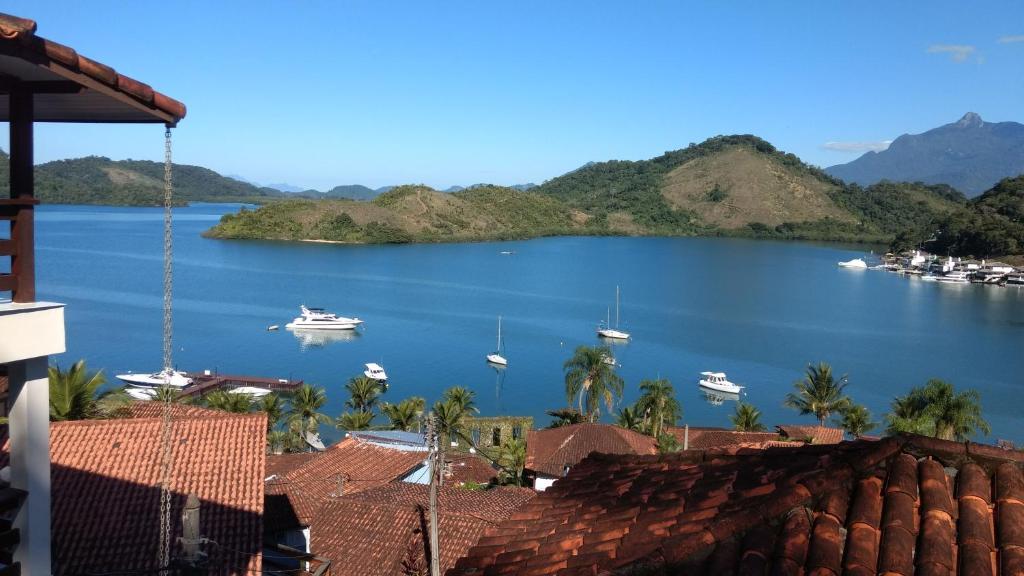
xmin=532 ymin=135 xmax=966 ymax=243
xmin=0 ymin=151 xmax=284 ymax=206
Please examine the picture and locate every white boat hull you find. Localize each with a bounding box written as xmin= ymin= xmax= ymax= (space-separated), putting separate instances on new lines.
xmin=285 ymin=318 xmax=362 ymax=330
xmin=597 ymin=329 xmax=630 ymax=340
xmin=486 ymin=354 xmax=508 ymax=366
xmin=838 ymin=259 xmax=868 ymax=269
xmin=229 ymin=386 xmax=272 ymax=398
xmin=116 ymin=370 xmax=191 ymax=388
xmin=699 ymin=380 xmax=744 ymax=395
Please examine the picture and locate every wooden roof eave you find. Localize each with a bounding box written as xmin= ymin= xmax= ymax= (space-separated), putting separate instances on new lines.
xmin=0 ymin=40 xmax=178 ymax=126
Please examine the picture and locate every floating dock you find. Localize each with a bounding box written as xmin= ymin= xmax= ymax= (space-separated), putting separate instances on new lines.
xmin=178 ymin=371 xmax=303 ymax=399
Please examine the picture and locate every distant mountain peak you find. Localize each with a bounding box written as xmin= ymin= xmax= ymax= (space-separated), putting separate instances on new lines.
xmin=956 ymin=112 xmax=984 ymax=128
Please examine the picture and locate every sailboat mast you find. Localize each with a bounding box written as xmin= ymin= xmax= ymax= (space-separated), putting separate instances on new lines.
xmin=496 ymin=315 xmax=502 ymax=350
xmin=615 ymin=286 xmax=620 ymax=329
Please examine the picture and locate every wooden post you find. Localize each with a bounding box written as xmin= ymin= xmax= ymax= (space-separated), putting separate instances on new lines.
xmin=9 ymin=87 xmax=35 ymax=303
xmin=427 ymin=416 xmax=441 ymax=576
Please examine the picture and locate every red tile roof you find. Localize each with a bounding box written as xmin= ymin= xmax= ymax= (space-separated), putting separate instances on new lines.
xmin=446 ymin=453 xmax=500 ymax=486
xmin=525 ymin=423 xmax=657 ymax=477
xmin=120 ymin=400 xmax=227 ymax=420
xmin=264 ymin=437 xmax=428 ymax=530
xmin=9 ymin=412 xmax=266 ymax=575
xmin=0 ymin=12 xmax=186 ymax=122
xmin=266 ymin=451 xmax=321 ymax=480
xmin=776 ymin=424 xmax=845 ymax=444
xmin=450 ymin=434 xmax=1024 ymax=576
xmin=665 ymin=426 xmax=783 ymax=450
xmin=311 ymin=483 xmax=535 ymax=576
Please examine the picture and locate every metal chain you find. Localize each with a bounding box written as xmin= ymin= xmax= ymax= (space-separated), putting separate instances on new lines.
xmin=157 ymin=126 xmax=175 ymax=569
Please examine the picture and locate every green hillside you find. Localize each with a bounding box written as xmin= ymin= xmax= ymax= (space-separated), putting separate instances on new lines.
xmin=0 ymin=151 xmax=283 ymax=206
xmin=908 ymin=175 xmax=1024 ymax=258
xmin=205 ymin=185 xmax=582 ymax=243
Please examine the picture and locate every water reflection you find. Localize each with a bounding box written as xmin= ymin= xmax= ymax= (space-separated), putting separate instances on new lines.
xmin=289 ymin=327 xmax=361 ymax=350
xmin=699 ymin=387 xmax=740 ymax=407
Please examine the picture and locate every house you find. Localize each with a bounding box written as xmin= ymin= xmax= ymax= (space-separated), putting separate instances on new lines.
xmin=1 ymin=411 xmax=265 ymax=575
xmin=0 ymin=11 xmax=186 ymax=573
xmin=264 ymin=436 xmax=430 ymax=553
xmin=308 ymin=483 xmax=534 ymax=576
xmin=457 ymin=416 xmax=533 ymax=452
xmin=525 ymin=423 xmax=657 ymax=490
xmin=450 ymin=434 xmax=1024 ymax=575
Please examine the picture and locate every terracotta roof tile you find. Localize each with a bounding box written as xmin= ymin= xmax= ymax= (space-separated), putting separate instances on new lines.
xmin=665 ymin=426 xmax=783 ymax=451
xmin=265 ymin=451 xmax=321 ymax=479
xmin=447 ymin=452 xmax=500 ymax=485
xmin=264 ymin=436 xmax=428 ymax=530
xmin=449 ymin=434 xmax=1024 ymax=576
xmin=120 ymin=400 xmax=226 ymax=420
xmin=776 ymin=424 xmax=845 ymax=444
xmin=525 ymin=423 xmax=657 ymax=478
xmin=0 ymin=12 xmax=186 ymax=121
xmin=1 ymin=412 xmax=265 ymax=575
xmin=311 ymin=483 xmax=534 ymax=576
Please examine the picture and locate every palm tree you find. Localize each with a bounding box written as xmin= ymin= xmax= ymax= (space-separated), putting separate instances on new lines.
xmin=381 ymin=397 xmax=426 ymax=431
xmin=286 ymin=384 xmax=332 ymax=444
xmin=267 ymin=430 xmax=289 ymax=454
xmin=345 ymin=376 xmax=384 ymax=414
xmin=259 ymin=393 xmax=285 ymax=433
xmin=784 ymin=362 xmax=851 ymax=425
xmin=730 ymin=402 xmax=766 ymax=432
xmin=635 ymin=378 xmax=681 ymax=438
xmin=203 ymin=390 xmax=254 ymax=413
xmin=656 ymin=433 xmax=680 ymax=454
xmin=616 ymin=405 xmax=643 ymax=431
xmin=443 ymin=386 xmax=479 ymax=416
xmin=49 ymin=360 xmax=122 ymax=421
xmin=545 ymin=408 xmax=584 ymax=428
xmin=563 ymin=345 xmax=624 ymax=422
xmin=921 ymin=379 xmax=989 ymax=441
xmin=498 ymin=438 xmax=527 ymax=487
xmin=337 ymin=411 xmax=374 ymax=431
xmin=148 ymin=385 xmax=188 ymax=405
xmin=836 ymin=404 xmax=877 ymax=438
xmin=885 ymin=393 xmax=933 ymax=436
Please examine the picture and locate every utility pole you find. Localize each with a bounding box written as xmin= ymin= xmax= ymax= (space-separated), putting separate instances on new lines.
xmin=427 ymin=415 xmax=442 ymax=576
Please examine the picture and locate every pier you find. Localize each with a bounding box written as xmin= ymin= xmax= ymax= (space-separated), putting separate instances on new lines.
xmin=179 ymin=371 xmax=303 ymax=399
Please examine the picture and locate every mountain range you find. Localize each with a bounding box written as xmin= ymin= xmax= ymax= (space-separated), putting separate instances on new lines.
xmin=826 ymin=113 xmax=1024 ymax=196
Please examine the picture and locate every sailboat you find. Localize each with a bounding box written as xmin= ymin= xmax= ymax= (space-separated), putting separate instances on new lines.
xmin=597 ymin=286 xmax=631 ymax=340
xmin=486 ymin=315 xmax=508 ymax=366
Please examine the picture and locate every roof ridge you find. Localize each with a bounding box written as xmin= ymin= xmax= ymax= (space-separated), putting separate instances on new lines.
xmin=53 ymin=411 xmax=266 ymax=427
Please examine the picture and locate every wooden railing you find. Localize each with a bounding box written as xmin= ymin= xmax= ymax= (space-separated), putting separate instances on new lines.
xmin=0 ymin=198 xmax=36 ymax=303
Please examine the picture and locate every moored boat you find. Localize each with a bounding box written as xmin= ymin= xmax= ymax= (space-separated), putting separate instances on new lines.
xmin=838 ymin=258 xmax=868 ymax=269
xmin=698 ymin=371 xmax=744 ymax=394
xmin=486 ymin=315 xmax=508 ymax=366
xmin=597 ymin=286 xmax=631 ymax=340
xmin=116 ymin=369 xmax=192 ymax=388
xmin=285 ymin=305 xmax=363 ymax=330
xmin=364 ymin=362 xmax=388 ymax=382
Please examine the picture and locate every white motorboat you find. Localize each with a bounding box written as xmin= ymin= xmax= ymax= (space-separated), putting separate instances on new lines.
xmin=1007 ymin=273 xmax=1024 ymax=286
xmin=116 ymin=369 xmax=192 ymax=388
xmin=364 ymin=362 xmax=388 ymax=382
xmin=486 ymin=315 xmax=508 ymax=366
xmin=125 ymin=387 xmax=158 ymax=401
xmin=229 ymin=386 xmax=272 ymax=398
xmin=935 ymin=271 xmax=970 ymax=284
xmin=602 ymin=353 xmax=617 ymax=367
xmin=698 ymin=372 xmax=744 ymax=394
xmin=285 ymin=305 xmax=363 ymax=330
xmin=838 ymin=258 xmax=868 ymax=269
xmin=920 ymin=274 xmax=939 ymax=282
xmin=267 ymin=325 xmax=279 ymax=331
xmin=597 ymin=286 xmax=631 ymax=340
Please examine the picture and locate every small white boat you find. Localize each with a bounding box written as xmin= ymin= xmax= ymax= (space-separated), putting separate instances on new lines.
xmin=229 ymin=386 xmax=272 ymax=398
xmin=920 ymin=274 xmax=939 ymax=282
xmin=267 ymin=325 xmax=279 ymax=331
xmin=597 ymin=286 xmax=631 ymax=340
xmin=838 ymin=258 xmax=868 ymax=269
xmin=364 ymin=362 xmax=388 ymax=382
xmin=602 ymin=353 xmax=617 ymax=367
xmin=500 ymin=250 xmax=515 ymax=255
xmin=698 ymin=372 xmax=744 ymax=394
xmin=486 ymin=315 xmax=508 ymax=366
xmin=1007 ymin=273 xmax=1024 ymax=286
xmin=116 ymin=369 xmax=192 ymax=388
xmin=125 ymin=387 xmax=158 ymax=401
xmin=285 ymin=305 xmax=363 ymax=330
xmin=935 ymin=271 xmax=970 ymax=284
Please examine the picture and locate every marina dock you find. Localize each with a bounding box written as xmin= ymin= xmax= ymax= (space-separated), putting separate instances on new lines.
xmin=179 ymin=371 xmax=303 ymax=399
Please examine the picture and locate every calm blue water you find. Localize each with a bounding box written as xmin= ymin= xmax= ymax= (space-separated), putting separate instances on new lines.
xmin=33 ymin=203 xmax=1024 ymax=443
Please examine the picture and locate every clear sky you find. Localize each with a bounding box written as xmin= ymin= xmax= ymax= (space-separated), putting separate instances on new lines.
xmin=6 ymin=1 xmax=1024 ymax=190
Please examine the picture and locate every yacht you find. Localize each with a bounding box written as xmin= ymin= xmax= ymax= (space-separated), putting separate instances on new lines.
xmin=364 ymin=362 xmax=388 ymax=382
xmin=935 ymin=271 xmax=971 ymax=284
xmin=698 ymin=372 xmax=745 ymax=394
xmin=838 ymin=258 xmax=868 ymax=269
xmin=597 ymin=286 xmax=631 ymax=340
xmin=1007 ymin=272 xmax=1024 ymax=286
xmin=116 ymin=369 xmax=192 ymax=388
xmin=285 ymin=305 xmax=363 ymax=330
xmin=486 ymin=315 xmax=508 ymax=366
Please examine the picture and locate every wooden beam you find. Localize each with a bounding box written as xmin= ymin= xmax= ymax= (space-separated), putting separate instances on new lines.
xmin=0 ymin=76 xmax=82 ymax=94
xmin=9 ymin=88 xmax=34 ymax=303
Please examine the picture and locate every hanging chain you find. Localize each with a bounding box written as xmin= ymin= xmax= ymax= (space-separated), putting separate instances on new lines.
xmin=157 ymin=126 xmax=175 ymax=569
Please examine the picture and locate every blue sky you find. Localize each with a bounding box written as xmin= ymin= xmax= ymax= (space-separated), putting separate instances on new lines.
xmin=6 ymin=1 xmax=1024 ymax=190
